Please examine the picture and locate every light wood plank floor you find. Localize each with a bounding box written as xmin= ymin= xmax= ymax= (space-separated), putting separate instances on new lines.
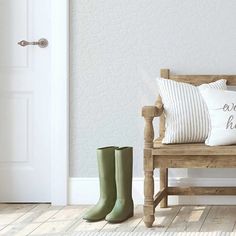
xmin=0 ymin=204 xmax=235 ymax=234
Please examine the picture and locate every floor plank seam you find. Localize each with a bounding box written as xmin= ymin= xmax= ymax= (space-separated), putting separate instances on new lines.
xmin=98 ymin=221 xmax=108 ymax=232
xmin=12 ymin=204 xmax=39 ymax=225
xmin=0 ymin=204 xmax=38 ymax=233
xmin=65 ymin=218 xmax=82 ymax=233
xmin=198 ymin=205 xmax=211 ymax=232
xmin=131 ymin=217 xmax=143 ymax=232
xmin=64 ymin=206 xmax=89 ymax=233
xmin=26 ymin=205 xmax=65 ymax=235
xmin=165 ymin=205 xmax=182 ymax=232
xmin=2 ymin=205 xmax=236 ymax=233
xmin=64 ymin=206 xmax=94 ymax=233
xmin=232 ymin=220 xmax=236 ymax=232
xmin=199 ymin=205 xmax=212 ymax=232
xmin=231 ymin=218 xmax=236 ymax=232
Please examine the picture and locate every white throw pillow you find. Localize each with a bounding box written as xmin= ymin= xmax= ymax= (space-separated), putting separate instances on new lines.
xmin=157 ymin=78 xmax=227 ymax=144
xmin=199 ymin=88 xmax=236 ymax=146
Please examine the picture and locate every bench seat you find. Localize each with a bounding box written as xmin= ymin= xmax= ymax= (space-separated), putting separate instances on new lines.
xmin=153 ymin=139 xmax=236 ymax=155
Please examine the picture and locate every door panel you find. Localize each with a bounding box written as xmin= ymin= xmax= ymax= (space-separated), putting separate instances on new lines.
xmin=0 ymin=93 xmax=32 ymax=162
xmin=0 ymin=0 xmax=28 ymax=67
xmin=0 ymin=0 xmax=51 ymax=202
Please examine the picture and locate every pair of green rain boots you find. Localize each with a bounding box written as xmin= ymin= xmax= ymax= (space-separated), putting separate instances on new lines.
xmin=83 ymin=146 xmax=133 ymax=223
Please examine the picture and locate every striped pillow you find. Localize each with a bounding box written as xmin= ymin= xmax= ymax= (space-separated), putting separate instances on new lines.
xmin=157 ymin=78 xmax=227 ymax=144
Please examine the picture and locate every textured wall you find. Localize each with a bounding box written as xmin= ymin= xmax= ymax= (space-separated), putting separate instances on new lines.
xmin=70 ymin=0 xmax=236 ymax=177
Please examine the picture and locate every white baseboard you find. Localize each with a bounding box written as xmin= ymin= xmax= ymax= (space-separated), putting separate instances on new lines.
xmin=69 ymin=177 xmax=236 ymax=205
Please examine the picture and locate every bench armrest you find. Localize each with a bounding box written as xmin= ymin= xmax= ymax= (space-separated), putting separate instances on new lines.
xmin=142 ymin=105 xmax=163 ymax=118
xmin=142 ymin=105 xmax=163 ymax=148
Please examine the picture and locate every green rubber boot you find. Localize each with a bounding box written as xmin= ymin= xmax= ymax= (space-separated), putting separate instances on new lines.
xmin=83 ymin=146 xmax=117 ymax=222
xmin=105 ymin=147 xmax=134 ymax=223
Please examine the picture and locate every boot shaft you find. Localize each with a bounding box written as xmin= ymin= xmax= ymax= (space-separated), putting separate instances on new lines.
xmin=115 ymin=147 xmax=133 ymax=199
xmin=97 ymin=146 xmax=117 ymax=199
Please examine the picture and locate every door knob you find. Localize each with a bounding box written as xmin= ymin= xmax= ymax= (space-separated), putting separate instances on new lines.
xmin=18 ymin=38 xmax=48 ymax=48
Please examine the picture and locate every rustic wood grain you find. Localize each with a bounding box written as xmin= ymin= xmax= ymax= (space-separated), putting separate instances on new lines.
xmin=141 ymin=68 xmax=236 ymax=228
xmin=170 ymin=75 xmax=236 ymax=85
xmin=154 ymin=155 xmax=236 ymax=168
xmin=168 ymin=187 xmax=236 ymax=195
xmin=160 ymin=168 xmax=168 ymax=208
xmin=153 ymin=141 xmax=236 ymax=155
xmin=1 ymin=204 xmax=236 ymax=233
xmin=167 ymin=206 xmax=211 ymax=232
xmin=154 ymin=189 xmax=167 ymax=207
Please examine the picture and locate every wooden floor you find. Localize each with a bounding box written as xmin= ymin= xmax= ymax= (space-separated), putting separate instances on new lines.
xmin=0 ymin=204 xmax=236 ymax=235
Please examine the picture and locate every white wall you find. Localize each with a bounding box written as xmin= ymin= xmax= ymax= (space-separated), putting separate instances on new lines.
xmin=70 ymin=0 xmax=236 ymax=178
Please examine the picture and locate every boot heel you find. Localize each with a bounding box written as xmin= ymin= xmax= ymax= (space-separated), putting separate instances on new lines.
xmin=128 ymin=211 xmax=134 ymax=218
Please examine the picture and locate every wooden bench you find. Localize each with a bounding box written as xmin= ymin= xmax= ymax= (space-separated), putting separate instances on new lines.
xmin=142 ymin=69 xmax=236 ymax=228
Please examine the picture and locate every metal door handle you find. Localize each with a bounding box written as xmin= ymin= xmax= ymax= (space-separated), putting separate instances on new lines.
xmin=18 ymin=38 xmax=48 ymax=48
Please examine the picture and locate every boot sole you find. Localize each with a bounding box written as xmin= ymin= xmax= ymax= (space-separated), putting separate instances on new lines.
xmin=83 ymin=217 xmax=105 ymax=222
xmin=106 ymin=212 xmax=134 ymax=224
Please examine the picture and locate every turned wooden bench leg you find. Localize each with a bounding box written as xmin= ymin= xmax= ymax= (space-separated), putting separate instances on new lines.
xmin=143 ymin=149 xmax=155 ymax=228
xmin=160 ymin=168 xmax=168 ymax=208
xmin=144 ymin=170 xmax=155 ymax=227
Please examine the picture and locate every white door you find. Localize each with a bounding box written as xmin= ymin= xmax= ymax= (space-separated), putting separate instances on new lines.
xmin=0 ymin=0 xmax=51 ymax=202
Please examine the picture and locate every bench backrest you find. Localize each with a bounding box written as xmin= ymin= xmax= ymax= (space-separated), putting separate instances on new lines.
xmin=157 ymin=69 xmax=236 ymax=138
